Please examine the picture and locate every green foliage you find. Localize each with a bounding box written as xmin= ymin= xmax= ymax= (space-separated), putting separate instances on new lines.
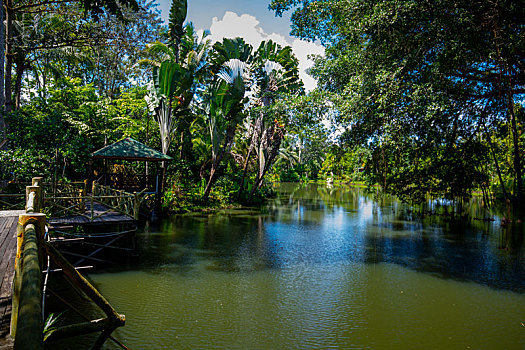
xmin=270 ymin=0 xmax=525 ymax=202
xmin=1 ymin=78 xmax=152 ymax=181
xmin=267 ymin=92 xmax=331 ymax=182
xmin=81 ymin=0 xmax=139 ymax=20
xmin=320 ymin=146 xmax=370 ymax=183
xmin=43 ymin=312 xmax=64 ymax=341
xmin=168 ymin=0 xmax=188 ymax=45
xmin=161 ymin=172 xmax=242 ymax=213
xmin=0 ymin=148 xmax=50 ymax=180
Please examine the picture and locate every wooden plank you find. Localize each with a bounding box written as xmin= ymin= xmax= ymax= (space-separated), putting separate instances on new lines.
xmin=49 ymin=238 xmax=84 ymax=244
xmin=0 ymin=217 xmax=15 ymax=261
xmin=0 ymin=244 xmax=18 ymax=308
xmin=0 ymin=218 xmax=11 ymax=239
xmin=0 ymin=243 xmax=17 ymax=297
xmin=0 ymin=217 xmax=18 ymax=298
xmin=0 ymin=298 xmax=12 ymax=339
xmin=0 ymin=211 xmax=24 ymax=218
xmin=0 ymin=218 xmax=7 ymax=231
xmin=0 ymin=212 xmax=20 ymax=344
xmin=0 ymin=220 xmax=15 ymax=304
xmin=0 ymin=218 xmax=14 ymax=254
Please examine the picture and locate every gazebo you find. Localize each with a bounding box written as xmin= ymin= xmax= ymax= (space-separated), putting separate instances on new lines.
xmin=91 ymin=137 xmax=172 ymax=193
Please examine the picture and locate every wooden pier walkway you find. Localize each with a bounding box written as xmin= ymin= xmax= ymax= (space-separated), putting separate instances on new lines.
xmin=0 ymin=178 xmax=131 ymax=348
xmin=0 ymin=210 xmax=24 ymax=348
xmin=48 ymin=201 xmax=135 ymax=227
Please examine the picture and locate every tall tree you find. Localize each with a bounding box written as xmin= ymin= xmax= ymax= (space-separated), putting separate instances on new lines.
xmin=0 ymin=0 xmax=4 ymax=145
xmin=0 ymin=0 xmax=139 ymax=138
xmin=202 ymin=37 xmax=252 ymax=198
xmin=238 ymin=40 xmax=302 ymax=198
xmin=144 ymin=0 xmax=210 ymax=190
xmin=270 ymin=0 xmax=525 ymax=201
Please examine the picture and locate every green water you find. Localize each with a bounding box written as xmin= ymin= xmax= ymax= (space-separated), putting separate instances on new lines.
xmin=61 ymin=184 xmax=525 ymax=349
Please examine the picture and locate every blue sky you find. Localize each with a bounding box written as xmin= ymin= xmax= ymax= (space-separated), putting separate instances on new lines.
xmin=155 ymin=0 xmax=324 ymax=91
xmin=158 ymin=0 xmax=294 ymax=41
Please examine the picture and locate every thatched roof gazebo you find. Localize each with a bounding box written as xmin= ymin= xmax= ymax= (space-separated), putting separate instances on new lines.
xmin=91 ymin=138 xmax=172 ymax=192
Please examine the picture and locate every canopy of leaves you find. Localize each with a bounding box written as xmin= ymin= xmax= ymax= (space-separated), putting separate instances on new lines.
xmin=270 ymin=0 xmax=525 ymax=201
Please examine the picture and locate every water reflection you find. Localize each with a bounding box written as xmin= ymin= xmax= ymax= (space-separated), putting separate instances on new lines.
xmin=81 ymin=183 xmax=525 ymax=350
xmin=136 ymin=183 xmax=525 ymax=293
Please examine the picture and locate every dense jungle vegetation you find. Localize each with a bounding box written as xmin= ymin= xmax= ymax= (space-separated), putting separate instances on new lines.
xmin=0 ymin=0 xmax=523 ymax=211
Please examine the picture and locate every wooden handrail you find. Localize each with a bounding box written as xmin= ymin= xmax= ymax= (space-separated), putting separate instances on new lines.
xmin=12 ymin=217 xmax=45 ymax=350
xmin=10 ymin=177 xmax=125 ymax=349
xmin=92 ymin=182 xmax=141 ymax=220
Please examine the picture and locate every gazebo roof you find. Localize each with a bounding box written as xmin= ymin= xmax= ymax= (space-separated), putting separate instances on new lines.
xmin=92 ymin=137 xmax=172 ymax=162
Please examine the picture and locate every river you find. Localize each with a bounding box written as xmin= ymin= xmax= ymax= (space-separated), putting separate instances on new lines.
xmin=57 ymin=183 xmax=525 ymax=349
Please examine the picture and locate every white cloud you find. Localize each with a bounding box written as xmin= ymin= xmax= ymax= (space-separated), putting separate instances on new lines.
xmin=291 ymin=38 xmax=325 ymax=93
xmin=206 ymin=11 xmax=324 ymax=92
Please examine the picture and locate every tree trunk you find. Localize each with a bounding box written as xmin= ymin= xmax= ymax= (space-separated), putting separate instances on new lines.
xmin=508 ymin=92 xmax=522 ymax=202
xmin=179 ymin=130 xmax=184 ymax=159
xmin=237 ymin=147 xmax=253 ymax=199
xmin=203 ymin=124 xmax=237 ymax=199
xmin=160 ymin=161 xmax=167 ymax=193
xmin=249 ymin=122 xmax=284 ymax=199
xmin=202 ymin=160 xmax=218 ymax=198
xmin=4 ymin=0 xmax=13 ymax=114
xmin=0 ymin=0 xmax=5 ymax=142
xmin=237 ymin=113 xmax=263 ymax=198
xmin=484 ymin=124 xmax=508 ymax=200
xmin=14 ymin=54 xmax=25 ymax=110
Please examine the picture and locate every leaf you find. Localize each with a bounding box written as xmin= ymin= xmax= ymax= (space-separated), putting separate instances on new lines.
xmin=169 ymin=0 xmax=188 ymax=44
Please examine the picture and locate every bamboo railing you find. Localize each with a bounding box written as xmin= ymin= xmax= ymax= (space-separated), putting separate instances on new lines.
xmin=43 ymin=181 xmax=143 ymax=221
xmin=0 ymin=193 xmax=25 ymax=210
xmin=0 ymin=181 xmax=86 ymax=211
xmin=3 ymin=179 xmax=148 ymax=221
xmin=92 ymin=182 xmax=140 ymax=219
xmin=10 ymin=177 xmax=126 ymax=349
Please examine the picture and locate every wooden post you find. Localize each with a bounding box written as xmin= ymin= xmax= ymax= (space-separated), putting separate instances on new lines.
xmin=25 ymin=186 xmax=40 ymax=213
xmin=10 ymin=224 xmax=23 ymax=339
xmin=43 ymin=318 xmax=113 ymax=342
xmin=91 ymin=182 xmax=97 ymax=220
xmin=11 ymin=213 xmax=46 ymax=349
xmin=154 ymin=174 xmax=161 ymax=216
xmin=31 ymin=177 xmax=44 ymax=213
xmin=133 ymin=192 xmax=140 ymax=220
xmin=144 ymin=161 xmax=148 ymax=189
xmin=133 ymin=189 xmax=146 ymax=220
xmin=31 ymin=177 xmax=43 ymax=187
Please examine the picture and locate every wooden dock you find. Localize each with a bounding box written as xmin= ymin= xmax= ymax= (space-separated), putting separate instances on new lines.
xmin=48 ymin=202 xmax=135 ymax=227
xmin=0 ymin=210 xmax=24 ymax=348
xmin=0 ymin=178 xmax=131 ymax=348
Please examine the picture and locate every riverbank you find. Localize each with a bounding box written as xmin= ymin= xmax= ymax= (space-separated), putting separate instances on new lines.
xmin=161 ymin=183 xmax=275 ymax=214
xmin=161 ymin=179 xmax=492 ymax=215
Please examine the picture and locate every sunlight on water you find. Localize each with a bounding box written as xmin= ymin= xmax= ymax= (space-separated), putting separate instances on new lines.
xmin=74 ymin=184 xmax=525 ymax=349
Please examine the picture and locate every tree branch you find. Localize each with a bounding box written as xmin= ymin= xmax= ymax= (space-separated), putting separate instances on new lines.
xmin=12 ymin=0 xmax=79 ymax=11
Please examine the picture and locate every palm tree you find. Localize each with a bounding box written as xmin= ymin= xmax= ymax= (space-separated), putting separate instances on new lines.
xmin=143 ymin=0 xmax=210 ymax=190
xmin=202 ymin=38 xmax=252 ymax=198
xmin=145 ymin=23 xmax=209 ymax=155
xmin=237 ymin=40 xmax=303 ymax=198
